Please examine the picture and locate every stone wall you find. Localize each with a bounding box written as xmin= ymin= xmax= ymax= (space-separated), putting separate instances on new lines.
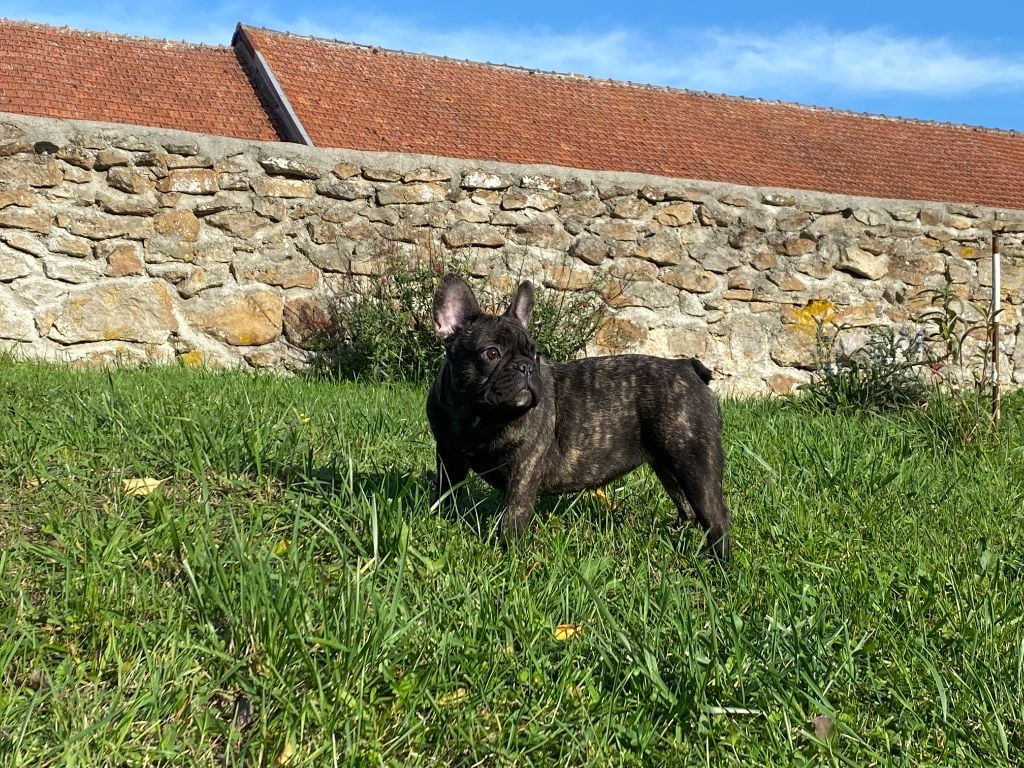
xmin=2 ymin=112 xmax=1022 ymax=394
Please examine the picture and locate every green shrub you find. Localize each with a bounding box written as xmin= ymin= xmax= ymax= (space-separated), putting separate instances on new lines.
xmin=804 ymin=322 xmax=929 ymax=412
xmin=801 ymin=282 xmax=999 ymax=437
xmin=304 ymin=241 xmax=612 ymax=382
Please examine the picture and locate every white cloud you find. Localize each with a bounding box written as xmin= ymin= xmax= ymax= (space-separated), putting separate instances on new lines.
xmin=294 ymin=16 xmax=1024 ymax=99
xmin=682 ymin=27 xmax=1024 ymax=95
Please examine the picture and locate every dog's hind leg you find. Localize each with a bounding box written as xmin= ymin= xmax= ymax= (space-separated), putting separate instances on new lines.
xmin=651 ymin=441 xmax=732 ymax=561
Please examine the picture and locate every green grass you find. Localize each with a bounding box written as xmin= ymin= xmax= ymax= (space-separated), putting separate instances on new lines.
xmin=1 ymin=361 xmax=1022 ymax=766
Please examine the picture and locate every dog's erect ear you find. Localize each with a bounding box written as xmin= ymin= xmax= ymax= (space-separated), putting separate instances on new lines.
xmin=504 ymin=280 xmax=534 ymax=328
xmin=433 ymin=274 xmax=481 ymax=340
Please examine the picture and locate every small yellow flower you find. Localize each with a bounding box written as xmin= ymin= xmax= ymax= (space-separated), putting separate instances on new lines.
xmin=554 ymin=623 xmax=581 ymax=642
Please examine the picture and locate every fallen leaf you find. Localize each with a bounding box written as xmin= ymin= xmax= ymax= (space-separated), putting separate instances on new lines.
xmin=275 ymin=736 xmax=295 ymax=766
xmin=438 ymin=687 xmax=468 ymax=707
xmin=554 ymin=623 xmax=581 ymax=642
xmin=122 ymin=477 xmax=163 ymax=497
xmin=25 ymin=669 xmax=50 ymax=690
xmin=813 ymin=714 xmax=834 ymax=742
xmin=272 ymin=539 xmax=290 ymax=556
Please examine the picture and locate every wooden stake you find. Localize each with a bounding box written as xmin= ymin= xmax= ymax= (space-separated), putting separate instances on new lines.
xmin=992 ymin=234 xmax=1001 ymax=431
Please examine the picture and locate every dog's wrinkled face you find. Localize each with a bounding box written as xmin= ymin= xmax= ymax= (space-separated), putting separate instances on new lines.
xmin=433 ymin=275 xmax=542 ymax=413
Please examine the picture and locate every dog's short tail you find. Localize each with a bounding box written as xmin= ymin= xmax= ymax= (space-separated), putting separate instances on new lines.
xmin=690 ymin=358 xmax=713 ymax=384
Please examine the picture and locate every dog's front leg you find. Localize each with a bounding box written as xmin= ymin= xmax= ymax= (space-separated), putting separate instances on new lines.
xmin=433 ymin=446 xmax=468 ymax=513
xmin=499 ymin=474 xmax=540 ymax=540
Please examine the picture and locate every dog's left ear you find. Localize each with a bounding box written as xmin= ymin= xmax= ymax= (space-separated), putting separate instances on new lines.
xmin=433 ymin=274 xmax=481 ymax=340
xmin=504 ymin=280 xmax=534 ymax=328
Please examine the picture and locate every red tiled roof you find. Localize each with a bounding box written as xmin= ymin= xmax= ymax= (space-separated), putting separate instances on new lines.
xmin=238 ymin=25 xmax=1024 ymax=211
xmin=0 ymin=19 xmax=281 ymax=141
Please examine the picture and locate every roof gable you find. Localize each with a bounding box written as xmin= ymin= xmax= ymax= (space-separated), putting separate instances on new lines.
xmin=0 ymin=19 xmax=281 ymax=141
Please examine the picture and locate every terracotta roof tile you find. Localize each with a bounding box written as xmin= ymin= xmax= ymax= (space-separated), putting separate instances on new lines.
xmin=239 ymin=25 xmax=1024 ymax=210
xmin=0 ymin=19 xmax=281 ymax=141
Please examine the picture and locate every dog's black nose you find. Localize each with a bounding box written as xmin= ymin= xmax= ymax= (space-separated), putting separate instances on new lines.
xmin=516 ymin=361 xmax=534 ymax=378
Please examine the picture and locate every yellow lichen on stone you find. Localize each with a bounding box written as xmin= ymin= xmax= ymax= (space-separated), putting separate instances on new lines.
xmin=178 ymin=350 xmax=204 ymax=367
xmin=791 ymin=299 xmax=836 ymax=327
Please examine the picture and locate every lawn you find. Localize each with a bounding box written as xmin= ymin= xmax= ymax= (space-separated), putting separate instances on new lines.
xmin=1 ymin=362 xmax=1022 ymax=766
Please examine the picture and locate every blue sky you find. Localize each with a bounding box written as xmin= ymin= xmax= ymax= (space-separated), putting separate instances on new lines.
xmin=5 ymin=0 xmax=1024 ymax=131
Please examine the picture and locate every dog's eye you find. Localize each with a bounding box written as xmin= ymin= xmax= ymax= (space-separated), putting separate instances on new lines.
xmin=483 ymin=347 xmax=500 ymax=361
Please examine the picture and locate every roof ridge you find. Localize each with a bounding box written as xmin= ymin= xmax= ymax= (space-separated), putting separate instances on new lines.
xmin=0 ymin=17 xmax=231 ymax=52
xmin=240 ymin=23 xmax=1024 ymax=139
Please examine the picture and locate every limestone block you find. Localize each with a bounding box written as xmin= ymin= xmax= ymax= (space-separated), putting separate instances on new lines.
xmin=253 ymin=176 xmax=315 ymax=199
xmin=769 ymin=324 xmax=819 ymax=369
xmin=102 ymin=242 xmax=145 ymax=277
xmin=569 ymin=234 xmax=612 ymax=266
xmin=404 ymin=167 xmax=452 ymax=182
xmin=595 ymin=316 xmax=648 ymax=353
xmin=43 ymin=256 xmax=106 ymax=283
xmin=610 ymin=197 xmax=650 ymax=220
xmin=158 ymin=169 xmax=218 ymax=195
xmin=0 ymin=207 xmax=51 ymax=235
xmin=836 ymin=246 xmax=889 ymax=280
xmin=153 ymin=210 xmax=200 ymax=242
xmin=205 ymin=211 xmax=268 ymax=239
xmin=589 ymin=218 xmax=639 ymax=242
xmin=258 ymin=156 xmax=321 ymax=179
xmin=776 ymin=210 xmax=812 ymax=233
xmin=655 ymin=202 xmax=696 ymax=227
xmin=56 ymin=146 xmax=94 ymax=170
xmin=0 ymin=156 xmax=62 ymax=187
xmin=331 ymin=163 xmax=361 ymax=180
xmin=184 ymin=286 xmax=283 ymax=346
xmin=57 ymin=210 xmax=151 ymax=241
xmin=782 ymin=237 xmax=817 ymax=257
xmin=51 ymin=235 xmax=93 ymax=258
xmin=502 ymin=188 xmax=560 ymax=212
xmin=659 ymin=265 xmax=717 ymax=294
xmin=0 ymin=244 xmax=33 ymax=281
xmin=60 ymin=341 xmax=175 ymax=367
xmin=443 ymin=222 xmax=506 ymax=248
xmin=377 ymin=183 xmax=447 ymax=206
xmin=0 ymin=189 xmax=40 ymax=209
xmin=362 ymin=167 xmax=401 ymax=182
xmin=509 ymin=214 xmax=572 ymax=250
xmin=452 ymin=199 xmax=492 ymax=223
xmin=316 ymin=177 xmax=376 ymax=200
xmin=636 ymin=229 xmax=701 ymax=266
xmin=559 ymin=196 xmax=606 ymax=219
xmin=170 ymin=154 xmax=218 ymax=170
xmin=94 ymin=149 xmax=130 ymax=170
xmin=283 ymin=296 xmax=329 ymax=348
xmin=98 ymin=190 xmax=160 ymax=216
xmin=51 ymin=279 xmax=177 ymax=343
xmin=176 ymin=263 xmax=230 ymax=298
xmin=0 ymin=287 xmax=36 ymax=341
xmin=542 ymin=262 xmax=594 ymax=292
xmin=233 ymin=255 xmax=320 ymax=289
xmin=461 ymin=169 xmax=512 ymax=190
xmin=768 ymin=371 xmax=810 ymax=395
xmin=762 ymin=192 xmax=796 ymax=207
xmin=646 ymin=326 xmax=709 ymax=359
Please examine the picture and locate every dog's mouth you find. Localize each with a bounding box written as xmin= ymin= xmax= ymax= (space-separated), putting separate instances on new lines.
xmin=511 ymin=386 xmax=536 ymax=409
